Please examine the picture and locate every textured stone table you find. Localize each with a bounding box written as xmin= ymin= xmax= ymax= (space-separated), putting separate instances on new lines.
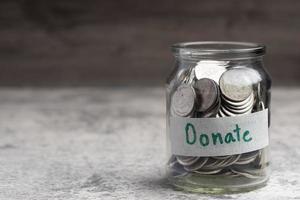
xmin=0 ymin=87 xmax=299 ymax=200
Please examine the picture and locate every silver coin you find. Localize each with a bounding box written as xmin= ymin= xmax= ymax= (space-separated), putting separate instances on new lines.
xmin=218 ymin=107 xmax=228 ymax=117
xmin=207 ymin=156 xmax=238 ymax=169
xmin=234 ymin=151 xmax=259 ymax=165
xmin=196 ymin=95 xmax=221 ymax=118
xmin=222 ymin=92 xmax=254 ymax=109
xmin=223 ymin=100 xmax=253 ymax=113
xmin=219 ymin=154 xmax=241 ymax=167
xmin=258 ymin=101 xmax=265 ymax=110
xmin=177 ymin=67 xmax=195 ymax=84
xmin=221 ymin=105 xmax=252 ymax=117
xmin=254 ymin=84 xmax=267 ymax=113
xmin=218 ymin=171 xmax=240 ymax=177
xmin=234 ymin=157 xmax=257 ymax=165
xmin=194 ymin=168 xmax=223 ymax=175
xmin=201 ymin=158 xmax=222 ymax=169
xmin=240 ymin=151 xmax=259 ymax=160
xmin=202 ymin=156 xmax=232 ymax=169
xmin=170 ymin=162 xmax=188 ymax=177
xmin=176 ymin=155 xmax=197 ymax=162
xmin=184 ymin=157 xmax=209 ymax=172
xmin=219 ymin=106 xmax=236 ymax=117
xmin=171 ymin=84 xmax=196 ymax=117
xmin=176 ymin=68 xmax=188 ymax=83
xmin=197 ymin=103 xmax=220 ymax=118
xmin=219 ymin=68 xmax=253 ymax=102
xmin=235 ymin=150 xmax=261 ymax=165
xmin=188 ymin=67 xmax=196 ymax=84
xmin=230 ymin=168 xmax=260 ymax=179
xmin=203 ymin=160 xmax=228 ymax=170
xmin=256 ymin=82 xmax=263 ymax=102
xmin=257 ymin=149 xmax=268 ymax=168
xmin=222 ymin=102 xmax=253 ymax=114
xmin=168 ymin=155 xmax=177 ymax=165
xmin=168 ymin=156 xmax=188 ymax=177
xmin=194 ymin=78 xmax=219 ymax=112
xmin=177 ymin=156 xmax=200 ymax=166
xmin=194 ymin=60 xmax=228 ymax=83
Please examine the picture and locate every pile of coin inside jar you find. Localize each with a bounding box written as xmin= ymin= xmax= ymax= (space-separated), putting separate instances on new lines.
xmin=169 ymin=60 xmax=266 ymax=178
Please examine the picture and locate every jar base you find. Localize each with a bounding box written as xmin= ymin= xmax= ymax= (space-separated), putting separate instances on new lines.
xmin=168 ymin=174 xmax=269 ymax=194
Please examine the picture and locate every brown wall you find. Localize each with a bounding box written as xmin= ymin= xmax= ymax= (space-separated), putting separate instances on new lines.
xmin=0 ymin=0 xmax=299 ymax=86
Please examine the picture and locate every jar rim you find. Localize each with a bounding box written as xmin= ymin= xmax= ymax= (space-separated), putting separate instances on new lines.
xmin=172 ymin=41 xmax=265 ymax=60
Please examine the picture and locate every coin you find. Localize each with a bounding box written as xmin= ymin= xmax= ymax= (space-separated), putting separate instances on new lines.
xmin=188 ymin=67 xmax=196 ymax=84
xmin=219 ymin=106 xmax=235 ymax=117
xmin=194 ymin=168 xmax=223 ymax=175
xmin=176 ymin=68 xmax=188 ymax=83
xmin=194 ymin=78 xmax=219 ymax=112
xmin=170 ymin=162 xmax=188 ymax=177
xmin=257 ymin=149 xmax=269 ymax=168
xmin=196 ymin=101 xmax=220 ymax=118
xmin=168 ymin=155 xmax=177 ymax=165
xmin=218 ymin=91 xmax=254 ymax=117
xmin=171 ymin=84 xmax=196 ymax=117
xmin=239 ymin=151 xmax=259 ymax=160
xmin=223 ymin=99 xmax=254 ymax=112
xmin=222 ymin=102 xmax=253 ymax=114
xmin=221 ymin=92 xmax=254 ymax=109
xmin=219 ymin=68 xmax=253 ymax=102
xmin=219 ymin=154 xmax=241 ymax=167
xmin=230 ymin=168 xmax=260 ymax=179
xmin=184 ymin=158 xmax=209 ymax=172
xmin=234 ymin=157 xmax=257 ymax=165
xmin=176 ymin=67 xmax=196 ymax=84
xmin=234 ymin=151 xmax=259 ymax=165
xmin=218 ymin=107 xmax=227 ymax=117
xmin=177 ymin=156 xmax=200 ymax=166
xmin=194 ymin=60 xmax=228 ymax=83
xmin=200 ymin=157 xmax=222 ymax=169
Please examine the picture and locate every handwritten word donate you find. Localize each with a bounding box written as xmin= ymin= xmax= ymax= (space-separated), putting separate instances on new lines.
xmin=185 ymin=123 xmax=252 ymax=147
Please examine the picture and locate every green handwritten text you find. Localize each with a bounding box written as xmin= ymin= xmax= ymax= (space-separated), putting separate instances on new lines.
xmin=184 ymin=124 xmax=252 ymax=147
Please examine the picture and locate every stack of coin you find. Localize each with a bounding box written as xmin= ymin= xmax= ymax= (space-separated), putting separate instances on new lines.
xmin=214 ymin=68 xmax=261 ymax=177
xmin=217 ymin=68 xmax=255 ymax=117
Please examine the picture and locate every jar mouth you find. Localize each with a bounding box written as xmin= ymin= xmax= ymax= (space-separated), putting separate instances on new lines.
xmin=172 ymin=41 xmax=266 ymax=60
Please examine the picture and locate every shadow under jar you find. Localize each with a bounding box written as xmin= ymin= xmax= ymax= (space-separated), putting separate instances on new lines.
xmin=166 ymin=41 xmax=271 ymax=193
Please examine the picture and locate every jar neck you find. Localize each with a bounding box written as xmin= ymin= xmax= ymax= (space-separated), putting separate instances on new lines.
xmin=172 ymin=41 xmax=266 ymax=62
xmin=175 ymin=56 xmax=264 ymax=65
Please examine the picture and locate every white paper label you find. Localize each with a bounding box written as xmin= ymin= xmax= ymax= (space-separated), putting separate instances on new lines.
xmin=170 ymin=109 xmax=269 ymax=156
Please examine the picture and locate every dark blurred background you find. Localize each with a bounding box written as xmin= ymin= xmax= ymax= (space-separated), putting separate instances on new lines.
xmin=0 ymin=0 xmax=299 ymax=86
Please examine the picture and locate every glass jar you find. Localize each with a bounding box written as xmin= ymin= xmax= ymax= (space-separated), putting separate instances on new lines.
xmin=166 ymin=41 xmax=271 ymax=193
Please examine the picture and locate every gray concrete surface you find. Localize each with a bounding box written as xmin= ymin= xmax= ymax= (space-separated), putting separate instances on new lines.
xmin=0 ymin=87 xmax=299 ymax=199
